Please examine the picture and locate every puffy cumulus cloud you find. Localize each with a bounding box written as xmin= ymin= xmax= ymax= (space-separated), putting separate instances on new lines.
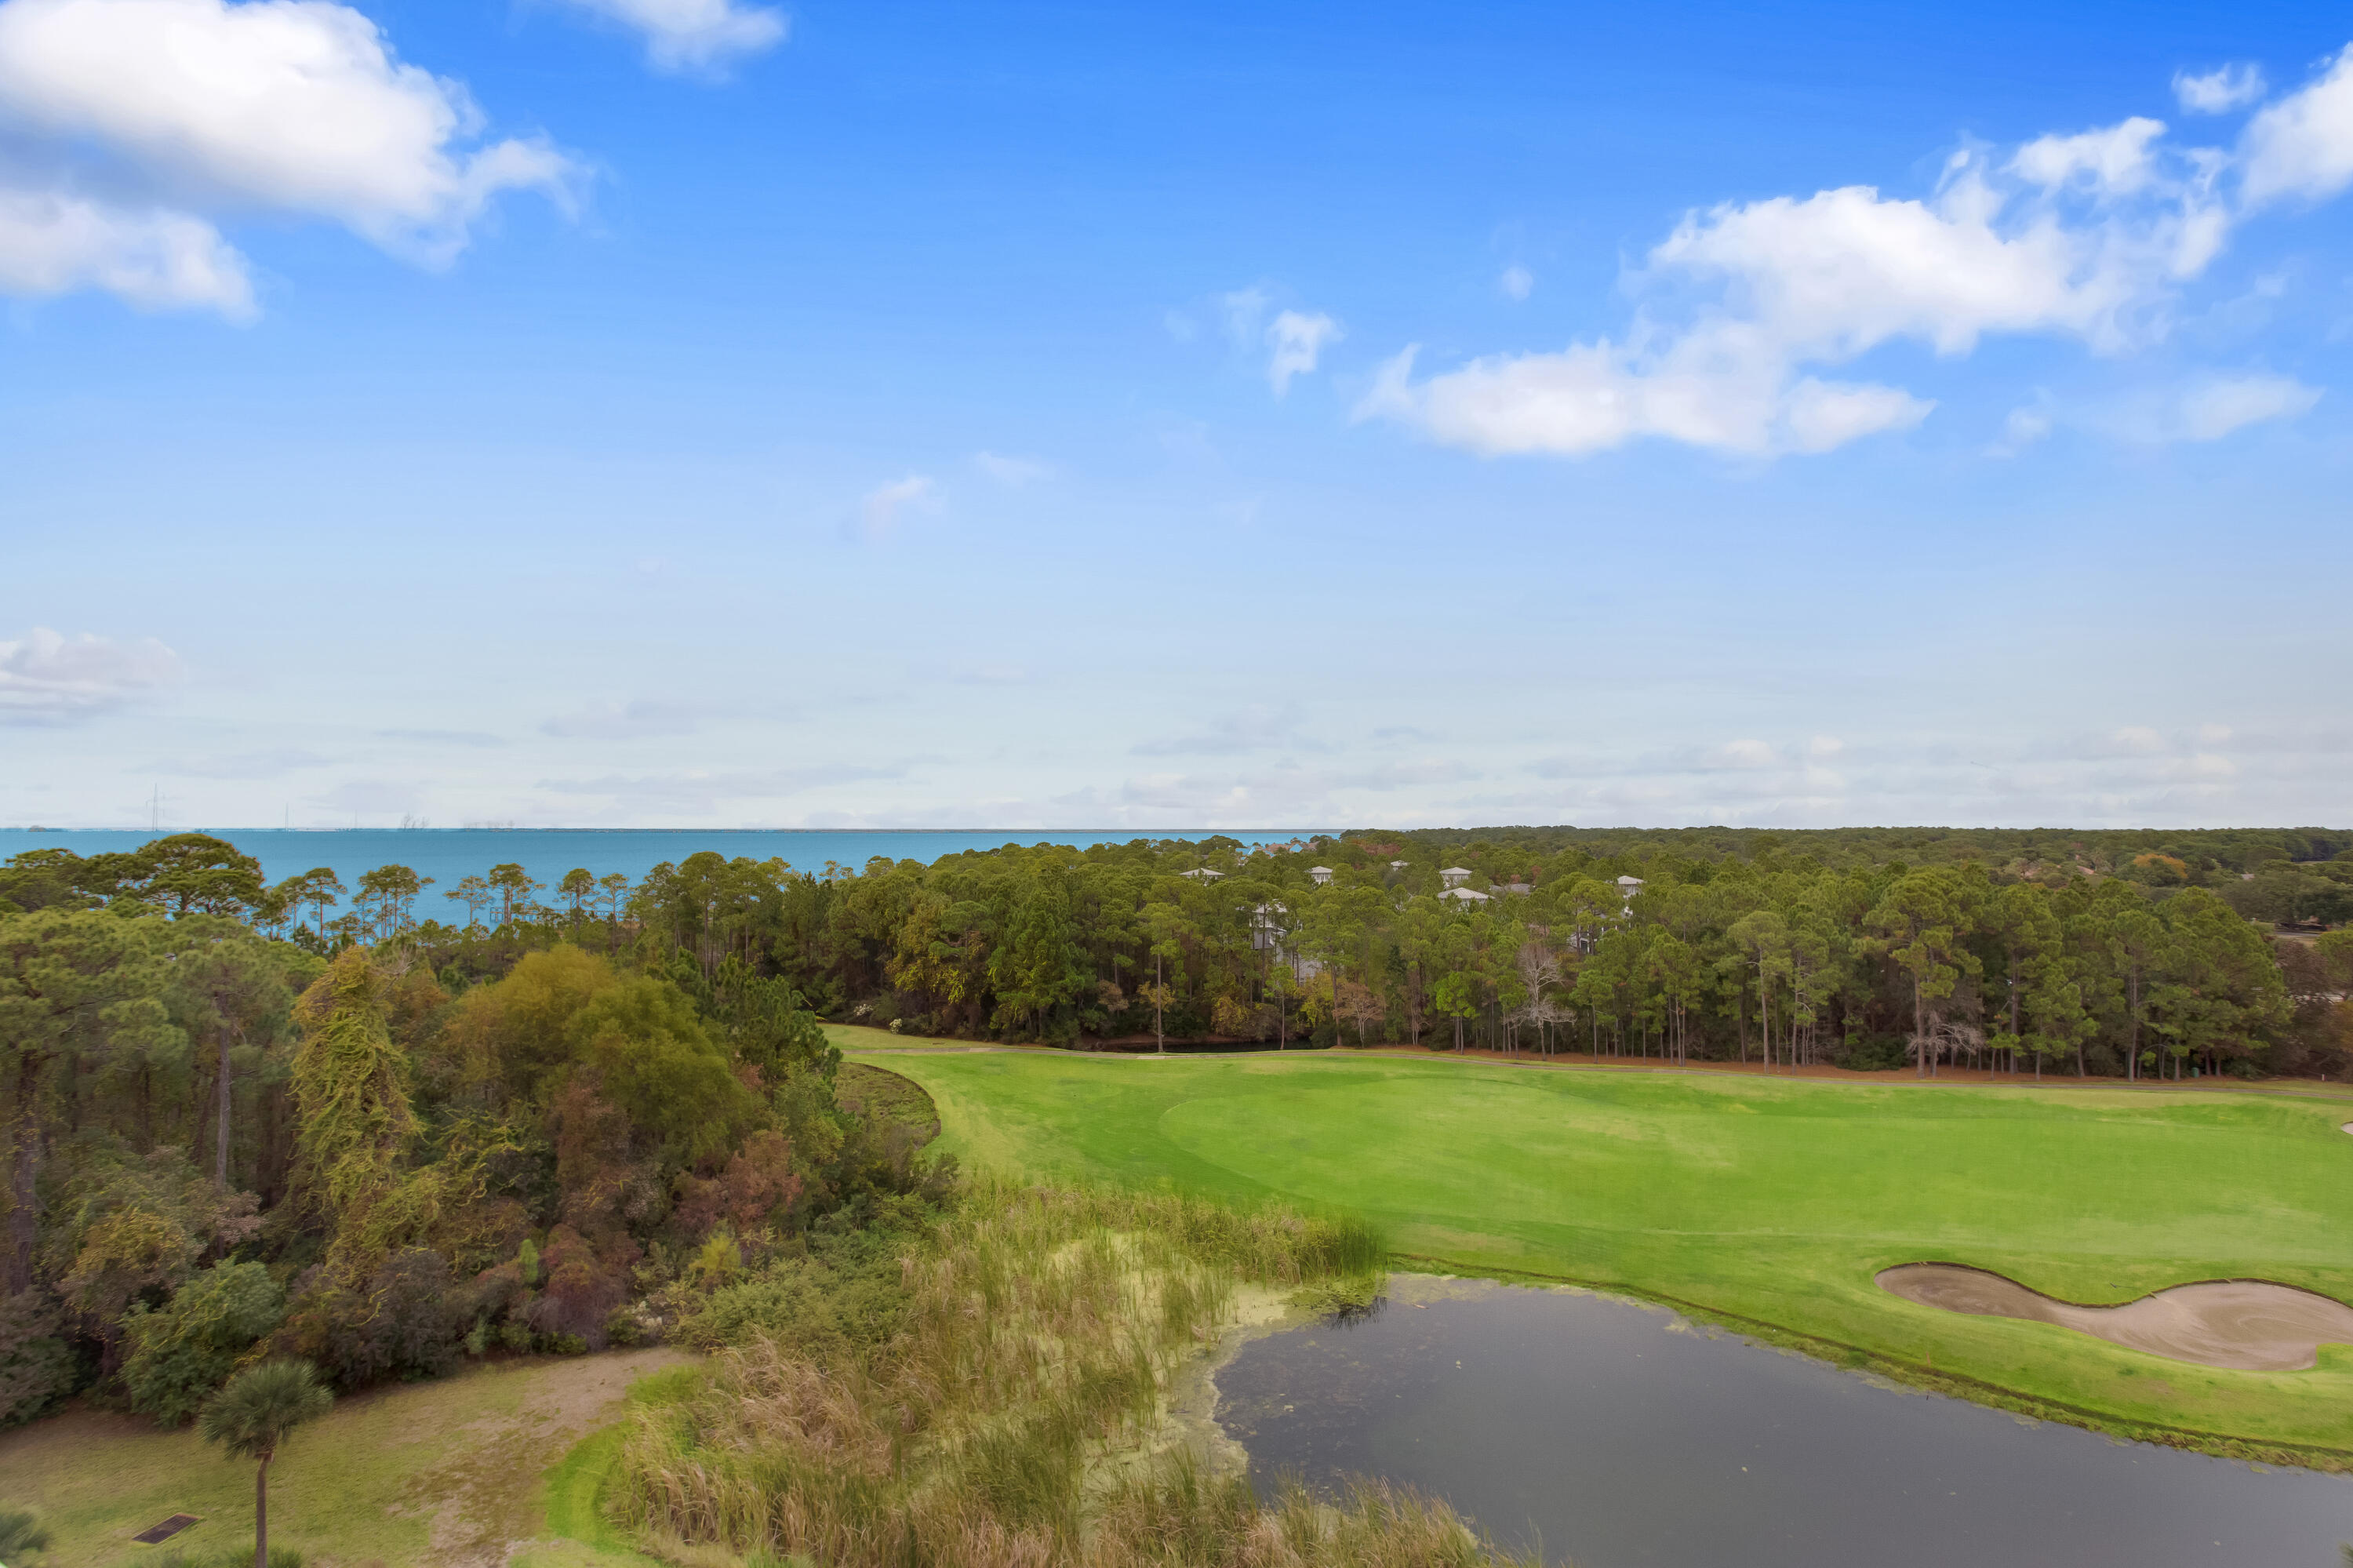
xmin=1358 ymin=146 xmax=2224 ymax=457
xmin=552 ymin=0 xmax=784 ymax=72
xmin=858 ymin=474 xmax=936 ymax=539
xmin=0 ymin=627 xmax=183 ymax=722
xmin=2239 ymin=45 xmax=2353 ymax=206
xmin=0 ymin=0 xmax=580 ymax=313
xmin=2009 ymin=117 xmax=2169 ymax=196
xmin=0 ymin=189 xmax=251 ymax=313
xmin=2174 ymin=64 xmax=2266 ymax=115
xmin=1358 ymin=337 xmax=1933 ymax=458
xmin=1357 ymin=51 xmax=2353 ymax=461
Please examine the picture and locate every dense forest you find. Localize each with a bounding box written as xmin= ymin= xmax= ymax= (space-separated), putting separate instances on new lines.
xmin=0 ymin=831 xmax=956 ymax=1456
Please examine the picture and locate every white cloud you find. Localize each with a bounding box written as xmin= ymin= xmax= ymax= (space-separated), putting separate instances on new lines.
xmin=2174 ymin=64 xmax=2267 ymax=116
xmin=2167 ymin=373 xmax=2320 ymax=439
xmin=2010 ymin=117 xmax=2167 ymax=196
xmin=973 ymin=450 xmax=1050 ymax=486
xmin=0 ymin=187 xmax=252 ymax=314
xmin=552 ymin=0 xmax=784 ymax=71
xmin=1358 ymin=97 xmax=2273 ymax=459
xmin=1213 ymin=286 xmax=1340 ymax=394
xmin=0 ymin=627 xmax=182 ymax=722
xmin=2240 ymin=45 xmax=2353 ymax=205
xmin=0 ymin=0 xmax=580 ymax=312
xmin=1499 ymin=264 xmax=1533 ymax=301
xmin=859 ymin=474 xmax=936 ymax=538
xmin=1356 ymin=340 xmax=1931 ymax=458
xmin=1265 ymin=309 xmax=1340 ymax=395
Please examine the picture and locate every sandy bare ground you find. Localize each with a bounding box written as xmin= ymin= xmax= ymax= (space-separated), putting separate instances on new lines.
xmin=402 ymin=1347 xmax=687 ymax=1568
xmin=1876 ymin=1264 xmax=2353 ymax=1372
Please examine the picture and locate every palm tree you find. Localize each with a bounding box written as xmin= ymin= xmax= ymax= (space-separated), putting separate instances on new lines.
xmin=197 ymin=1360 xmax=333 ymax=1568
xmin=0 ymin=1505 xmax=51 ymax=1559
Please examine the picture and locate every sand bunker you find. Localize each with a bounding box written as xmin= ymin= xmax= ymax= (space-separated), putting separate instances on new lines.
xmin=1877 ymin=1264 xmax=2353 ymax=1371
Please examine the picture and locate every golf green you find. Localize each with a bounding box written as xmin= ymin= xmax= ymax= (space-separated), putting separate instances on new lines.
xmin=861 ymin=1046 xmax=2353 ymax=1459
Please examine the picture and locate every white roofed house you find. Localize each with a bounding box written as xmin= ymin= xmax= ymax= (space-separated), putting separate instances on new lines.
xmin=1180 ymin=868 xmax=1224 ymax=882
xmin=1441 ymin=886 xmax=1492 ymax=908
xmin=1440 ymin=867 xmax=1473 ymax=889
xmin=1308 ymin=866 xmax=1334 ymax=886
xmin=1617 ymin=875 xmax=1644 ymax=913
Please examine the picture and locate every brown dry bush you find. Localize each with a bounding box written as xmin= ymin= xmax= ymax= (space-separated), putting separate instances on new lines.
xmin=613 ymin=1182 xmax=1530 ymax=1567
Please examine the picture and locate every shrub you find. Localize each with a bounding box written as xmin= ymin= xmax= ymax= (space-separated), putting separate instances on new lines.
xmin=305 ymin=1249 xmax=464 ymax=1388
xmin=122 ymin=1261 xmax=285 ymax=1425
xmin=526 ymin=1226 xmax=630 ymax=1347
xmin=0 ymin=1289 xmax=78 ymax=1429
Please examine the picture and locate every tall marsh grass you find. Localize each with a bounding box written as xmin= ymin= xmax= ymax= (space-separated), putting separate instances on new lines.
xmin=614 ymin=1181 xmax=1531 ymax=1566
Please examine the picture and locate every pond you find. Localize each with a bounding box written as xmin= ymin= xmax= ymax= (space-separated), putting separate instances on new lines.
xmin=1212 ymin=1278 xmax=2353 ymax=1567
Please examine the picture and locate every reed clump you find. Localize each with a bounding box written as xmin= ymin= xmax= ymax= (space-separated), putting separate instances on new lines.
xmin=613 ymin=1181 xmax=1529 ymax=1566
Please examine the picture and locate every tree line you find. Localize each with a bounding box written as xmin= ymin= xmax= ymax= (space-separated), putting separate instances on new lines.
xmin=12 ymin=828 xmax=2339 ymax=1082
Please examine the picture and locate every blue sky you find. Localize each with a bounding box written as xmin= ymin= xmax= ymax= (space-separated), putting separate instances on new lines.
xmin=3 ymin=0 xmax=2350 ymax=830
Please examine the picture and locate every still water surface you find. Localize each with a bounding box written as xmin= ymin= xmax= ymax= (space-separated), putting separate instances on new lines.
xmin=1214 ymin=1279 xmax=2353 ymax=1567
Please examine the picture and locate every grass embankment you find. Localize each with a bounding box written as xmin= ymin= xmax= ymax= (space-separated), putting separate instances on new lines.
xmin=867 ymin=1049 xmax=2353 ymax=1464
xmin=611 ymin=1182 xmax=1521 ymax=1567
xmin=0 ymin=1349 xmax=685 ymax=1568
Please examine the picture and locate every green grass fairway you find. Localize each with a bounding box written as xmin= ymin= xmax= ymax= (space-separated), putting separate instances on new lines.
xmin=867 ymin=1047 xmax=2353 ymax=1459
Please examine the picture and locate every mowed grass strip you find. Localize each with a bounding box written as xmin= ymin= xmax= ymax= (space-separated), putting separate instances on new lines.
xmin=863 ymin=1048 xmax=2353 ymax=1457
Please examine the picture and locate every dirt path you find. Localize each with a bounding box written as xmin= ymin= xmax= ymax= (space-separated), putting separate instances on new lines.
xmin=411 ymin=1348 xmax=688 ymax=1568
